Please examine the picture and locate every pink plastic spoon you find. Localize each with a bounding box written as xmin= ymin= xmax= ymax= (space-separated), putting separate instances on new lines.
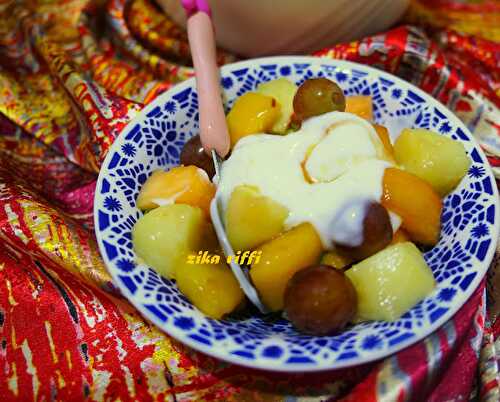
xmin=183 ymin=0 xmax=230 ymax=158
xmin=182 ymin=0 xmax=269 ymax=314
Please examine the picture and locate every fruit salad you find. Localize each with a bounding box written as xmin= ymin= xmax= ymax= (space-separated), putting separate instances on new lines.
xmin=131 ymin=77 xmax=471 ymax=335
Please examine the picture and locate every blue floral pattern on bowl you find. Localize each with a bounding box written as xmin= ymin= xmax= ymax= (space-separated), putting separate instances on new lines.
xmin=94 ymin=57 xmax=499 ymax=372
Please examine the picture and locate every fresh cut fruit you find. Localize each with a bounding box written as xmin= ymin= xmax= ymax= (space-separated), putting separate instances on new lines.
xmin=132 ymin=204 xmax=209 ymax=279
xmin=256 ymin=78 xmax=298 ymax=134
xmin=394 ymin=128 xmax=470 ymax=196
xmin=345 ymin=242 xmax=436 ymax=321
xmin=136 ymin=166 xmax=215 ymax=216
xmin=250 ymin=222 xmax=323 ymax=311
xmin=382 ymin=167 xmax=442 ymax=246
xmin=176 ymin=260 xmax=244 ymax=319
xmin=226 ymin=92 xmax=281 ymax=147
xmin=225 ymin=185 xmax=289 ymax=251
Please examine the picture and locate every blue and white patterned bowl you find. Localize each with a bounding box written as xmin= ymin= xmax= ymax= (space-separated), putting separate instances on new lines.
xmin=94 ymin=57 xmax=499 ymax=372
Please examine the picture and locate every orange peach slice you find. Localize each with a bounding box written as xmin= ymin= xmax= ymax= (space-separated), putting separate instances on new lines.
xmin=226 ymin=92 xmax=281 ymax=147
xmin=345 ymin=96 xmax=373 ymax=120
xmin=137 ymin=166 xmax=215 ymax=216
xmin=382 ymin=168 xmax=442 ymax=246
xmin=373 ymin=124 xmax=394 ymax=160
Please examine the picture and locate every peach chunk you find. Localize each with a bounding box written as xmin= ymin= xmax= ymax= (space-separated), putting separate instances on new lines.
xmin=373 ymin=124 xmax=395 ymax=160
xmin=226 ymin=92 xmax=281 ymax=147
xmin=176 ymin=259 xmax=244 ymax=319
xmin=345 ymin=96 xmax=373 ymax=120
xmin=136 ymin=166 xmax=215 ymax=216
xmin=250 ymin=223 xmax=323 ymax=311
xmin=382 ymin=168 xmax=442 ymax=246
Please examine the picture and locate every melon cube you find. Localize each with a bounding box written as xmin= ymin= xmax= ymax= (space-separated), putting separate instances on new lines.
xmin=132 ymin=204 xmax=208 ymax=279
xmin=225 ymin=185 xmax=289 ymax=251
xmin=176 ymin=260 xmax=244 ymax=319
xmin=394 ymin=128 xmax=470 ymax=196
xmin=345 ymin=242 xmax=436 ymax=321
xmin=256 ymin=78 xmax=298 ymax=134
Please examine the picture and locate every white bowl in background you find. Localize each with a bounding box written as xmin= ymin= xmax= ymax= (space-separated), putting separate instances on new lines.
xmin=157 ymin=0 xmax=409 ymax=57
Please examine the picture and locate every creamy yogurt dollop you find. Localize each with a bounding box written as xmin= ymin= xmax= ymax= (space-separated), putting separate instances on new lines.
xmin=217 ymin=112 xmax=398 ymax=248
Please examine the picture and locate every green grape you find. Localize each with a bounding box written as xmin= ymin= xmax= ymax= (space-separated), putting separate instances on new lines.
xmin=293 ymin=78 xmax=346 ymax=122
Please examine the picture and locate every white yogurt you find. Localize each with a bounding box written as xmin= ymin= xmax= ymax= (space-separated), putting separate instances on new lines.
xmin=217 ymin=112 xmax=396 ymax=248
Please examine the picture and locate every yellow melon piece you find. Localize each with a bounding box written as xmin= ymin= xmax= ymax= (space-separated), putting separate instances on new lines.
xmin=176 ymin=260 xmax=244 ymax=319
xmin=225 ymin=185 xmax=289 ymax=252
xmin=394 ymin=128 xmax=470 ymax=196
xmin=256 ymin=78 xmax=298 ymax=134
xmin=346 ymin=242 xmax=436 ymax=321
xmin=132 ymin=204 xmax=207 ymax=279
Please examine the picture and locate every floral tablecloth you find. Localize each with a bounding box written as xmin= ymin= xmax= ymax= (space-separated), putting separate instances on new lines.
xmin=0 ymin=0 xmax=499 ymax=400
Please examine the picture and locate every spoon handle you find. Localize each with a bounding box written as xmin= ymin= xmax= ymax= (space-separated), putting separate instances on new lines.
xmin=210 ymin=196 xmax=270 ymax=314
xmin=186 ymin=10 xmax=230 ymax=158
